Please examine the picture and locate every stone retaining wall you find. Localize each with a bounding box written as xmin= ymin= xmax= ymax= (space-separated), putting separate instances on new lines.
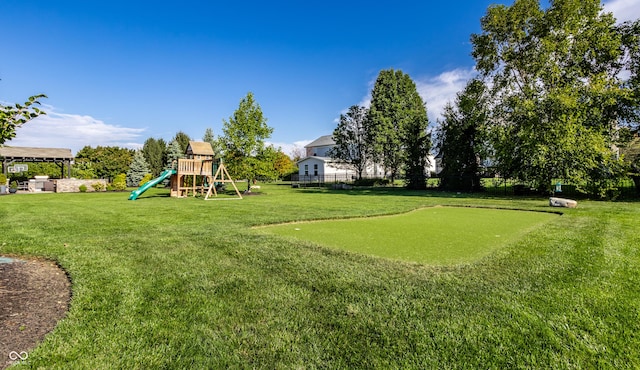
xmin=55 ymin=179 xmax=107 ymax=193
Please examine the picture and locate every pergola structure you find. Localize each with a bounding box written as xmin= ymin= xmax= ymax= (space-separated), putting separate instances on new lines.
xmin=0 ymin=146 xmax=74 ymax=178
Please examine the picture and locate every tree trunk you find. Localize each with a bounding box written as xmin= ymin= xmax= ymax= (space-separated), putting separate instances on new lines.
xmin=632 ymin=175 xmax=640 ymax=196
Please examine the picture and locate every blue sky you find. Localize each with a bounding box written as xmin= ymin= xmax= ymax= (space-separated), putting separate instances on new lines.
xmin=1 ymin=0 xmax=638 ymax=155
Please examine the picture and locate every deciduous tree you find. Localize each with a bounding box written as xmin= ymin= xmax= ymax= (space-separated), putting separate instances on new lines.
xmin=221 ymin=92 xmax=273 ymax=191
xmin=290 ymin=146 xmax=305 ymax=162
xmin=172 ymin=131 xmax=191 ymax=153
xmin=141 ymin=137 xmax=166 ymax=177
xmin=75 ymin=146 xmax=134 ymax=181
xmin=253 ymin=145 xmax=280 ymax=181
xmin=471 ymin=0 xmax=632 ymax=194
xmin=436 ymin=79 xmax=489 ymax=192
xmin=0 ymin=94 xmax=46 ymax=145
xmin=367 ymin=69 xmax=431 ymax=188
xmin=619 ymin=19 xmax=640 ymax=127
xmin=272 ymin=147 xmax=297 ymax=180
xmin=71 ymin=161 xmax=97 ymax=180
xmin=620 ymin=132 xmax=640 ymax=195
xmin=402 ymin=82 xmax=431 ymax=190
xmin=330 ymin=105 xmax=371 ymax=180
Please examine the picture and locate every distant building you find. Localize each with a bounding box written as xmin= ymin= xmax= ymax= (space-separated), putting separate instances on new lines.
xmin=297 ymin=134 xmax=440 ymax=182
xmin=303 ymin=135 xmax=335 ymax=157
xmin=297 ymin=135 xmax=352 ymax=181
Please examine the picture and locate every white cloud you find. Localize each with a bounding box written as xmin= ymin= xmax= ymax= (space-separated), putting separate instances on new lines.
xmin=603 ymin=0 xmax=640 ymax=23
xmin=415 ymin=68 xmax=476 ymax=124
xmin=267 ymin=140 xmax=312 ymax=158
xmin=6 ymin=106 xmax=146 ymax=154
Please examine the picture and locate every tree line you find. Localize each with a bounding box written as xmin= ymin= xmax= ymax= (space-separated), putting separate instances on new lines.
xmin=1 ymin=91 xmax=297 ymax=188
xmin=439 ymin=0 xmax=640 ymax=196
xmin=3 ymin=0 xmax=640 ymax=196
xmin=331 ymin=0 xmax=640 ymax=196
xmin=77 ymin=92 xmax=297 ymax=189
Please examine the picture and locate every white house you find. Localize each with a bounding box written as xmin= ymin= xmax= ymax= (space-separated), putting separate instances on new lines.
xmin=304 ymin=135 xmax=335 ymax=157
xmin=297 ymin=135 xmax=356 ymax=181
xmin=297 ymin=134 xmax=440 ymax=182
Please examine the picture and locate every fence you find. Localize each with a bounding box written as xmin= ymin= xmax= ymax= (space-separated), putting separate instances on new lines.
xmin=292 ymin=173 xmax=359 ymax=186
xmin=432 ymin=176 xmax=639 ymax=199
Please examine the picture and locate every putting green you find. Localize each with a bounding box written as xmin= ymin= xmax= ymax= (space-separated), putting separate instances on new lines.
xmin=258 ymin=207 xmax=558 ymax=265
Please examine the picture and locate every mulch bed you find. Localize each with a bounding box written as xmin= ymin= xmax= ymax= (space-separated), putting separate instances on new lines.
xmin=0 ymin=257 xmax=71 ymax=369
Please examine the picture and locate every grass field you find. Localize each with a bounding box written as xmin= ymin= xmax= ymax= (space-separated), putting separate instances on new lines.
xmin=257 ymin=207 xmax=559 ymax=264
xmin=1 ymin=184 xmax=639 ymax=368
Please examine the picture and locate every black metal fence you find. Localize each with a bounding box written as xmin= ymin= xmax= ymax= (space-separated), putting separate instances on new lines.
xmin=292 ymin=173 xmax=366 ymax=186
xmin=479 ymin=177 xmax=639 ymax=199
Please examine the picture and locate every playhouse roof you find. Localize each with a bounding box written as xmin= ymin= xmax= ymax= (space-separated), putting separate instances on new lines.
xmin=185 ymin=141 xmax=214 ymax=156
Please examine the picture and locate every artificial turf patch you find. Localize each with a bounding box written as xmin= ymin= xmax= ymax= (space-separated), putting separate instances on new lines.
xmin=259 ymin=207 xmax=559 ymax=265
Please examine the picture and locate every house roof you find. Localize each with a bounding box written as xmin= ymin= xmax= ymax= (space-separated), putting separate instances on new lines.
xmin=0 ymin=146 xmax=74 ymax=161
xmin=305 ymin=135 xmax=335 ymax=148
xmin=297 ymin=156 xmax=334 ymax=165
xmin=186 ymin=141 xmax=214 ymax=156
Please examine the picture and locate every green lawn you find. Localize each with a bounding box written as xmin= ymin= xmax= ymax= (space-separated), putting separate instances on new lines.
xmin=257 ymin=207 xmax=558 ymax=264
xmin=1 ymin=184 xmax=639 ymax=368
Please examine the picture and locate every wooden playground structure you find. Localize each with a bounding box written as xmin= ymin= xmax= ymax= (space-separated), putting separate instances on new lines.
xmin=170 ymin=141 xmax=242 ymax=200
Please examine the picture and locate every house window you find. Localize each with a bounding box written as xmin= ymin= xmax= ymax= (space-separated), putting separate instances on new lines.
xmin=304 ymin=164 xmax=309 ymax=176
xmin=313 ymin=164 xmax=318 ymax=176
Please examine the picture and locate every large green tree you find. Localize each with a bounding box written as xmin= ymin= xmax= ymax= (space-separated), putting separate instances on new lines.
xmin=272 ymin=148 xmax=297 ymax=179
xmin=330 ymin=105 xmax=371 ymax=180
xmin=402 ymin=81 xmax=431 ymax=190
xmin=471 ymin=0 xmax=633 ymax=194
xmin=253 ymin=145 xmax=281 ymax=182
xmin=221 ymin=92 xmax=273 ymax=191
xmin=71 ymin=161 xmax=97 ymax=180
xmin=172 ymin=131 xmax=191 ymax=154
xmin=0 ymin=94 xmax=46 ymax=145
xmin=367 ymin=69 xmax=430 ymax=188
xmin=141 ymin=137 xmax=166 ymax=177
xmin=619 ymin=20 xmax=640 ymax=194
xmin=437 ymin=79 xmax=490 ymax=192
xmin=257 ymin=145 xmax=297 ymax=181
xmin=8 ymin=162 xmax=61 ymax=181
xmin=75 ymin=146 xmax=134 ymax=181
xmin=619 ymin=19 xmax=640 ymax=130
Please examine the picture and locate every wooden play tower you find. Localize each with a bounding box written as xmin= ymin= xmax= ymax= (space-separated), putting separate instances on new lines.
xmin=170 ymin=141 xmax=242 ymax=200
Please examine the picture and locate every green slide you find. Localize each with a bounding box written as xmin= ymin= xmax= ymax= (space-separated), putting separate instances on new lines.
xmin=128 ymin=169 xmax=176 ymax=200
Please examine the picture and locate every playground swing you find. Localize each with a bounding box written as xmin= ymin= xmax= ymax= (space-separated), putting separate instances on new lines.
xmin=129 ymin=141 xmax=243 ymax=200
xmin=204 ymin=162 xmax=243 ymax=200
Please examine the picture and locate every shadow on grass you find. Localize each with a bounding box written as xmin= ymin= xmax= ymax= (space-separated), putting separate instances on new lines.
xmin=292 ymin=185 xmax=640 ymax=203
xmin=293 ymin=186 xmax=539 ymax=200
